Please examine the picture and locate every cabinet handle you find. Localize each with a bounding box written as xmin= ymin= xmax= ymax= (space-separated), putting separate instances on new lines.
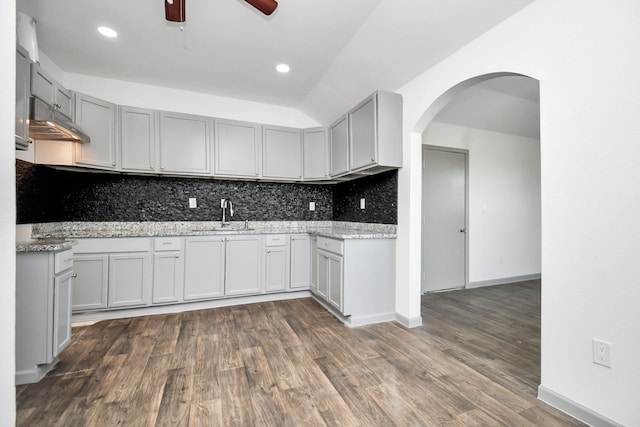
xmin=71 ymin=273 xmax=78 ymax=278
xmin=267 ymin=249 xmax=271 ymax=253
xmin=175 ymin=254 xmax=180 ymax=258
xmin=150 ymin=165 xmax=154 ymax=169
xmin=112 ymin=162 xmax=116 ymax=167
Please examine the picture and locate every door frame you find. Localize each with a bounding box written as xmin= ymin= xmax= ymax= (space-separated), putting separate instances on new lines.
xmin=421 ymin=145 xmax=470 ymax=293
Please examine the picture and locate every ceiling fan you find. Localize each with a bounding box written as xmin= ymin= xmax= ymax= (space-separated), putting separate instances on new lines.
xmin=165 ymin=0 xmax=278 ymax=23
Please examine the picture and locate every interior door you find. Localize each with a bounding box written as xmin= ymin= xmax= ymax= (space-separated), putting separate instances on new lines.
xmin=422 ymin=147 xmax=467 ymax=292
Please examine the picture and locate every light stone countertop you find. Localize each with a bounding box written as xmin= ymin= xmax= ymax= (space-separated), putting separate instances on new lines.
xmin=16 ymin=239 xmax=77 ymax=253
xmin=28 ymin=221 xmax=397 ymax=240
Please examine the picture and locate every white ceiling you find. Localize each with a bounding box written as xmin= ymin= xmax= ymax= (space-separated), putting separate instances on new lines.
xmin=17 ymin=0 xmax=536 ymax=124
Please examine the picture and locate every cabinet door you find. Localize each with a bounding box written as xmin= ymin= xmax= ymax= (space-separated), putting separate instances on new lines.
xmin=265 ymin=246 xmax=287 ymax=292
xmin=153 ymin=251 xmax=184 ymax=304
xmin=159 ymin=112 xmax=211 ymax=175
xmin=30 ymin=63 xmax=55 ymax=104
xmin=184 ymin=237 xmax=225 ymax=300
xmin=290 ymin=235 xmax=310 ymax=290
xmin=225 ymin=235 xmax=263 ymax=296
xmin=75 ymin=92 xmax=118 ymax=169
xmin=53 ymin=271 xmax=73 ymax=358
xmin=72 ymin=254 xmax=108 ymax=311
xmin=327 ymin=253 xmax=344 ymax=313
xmin=55 ymin=86 xmax=73 ymax=119
xmin=120 ymin=106 xmax=156 ymax=172
xmin=214 ymin=119 xmax=260 ymax=177
xmin=310 ymin=236 xmax=318 ymax=294
xmin=262 ymin=126 xmax=302 ymax=179
xmin=349 ymin=95 xmax=377 ymax=170
xmin=108 ymin=253 xmax=152 ymax=308
xmin=15 ymin=46 xmax=31 ymax=149
xmin=303 ymin=128 xmax=328 ymax=180
xmin=330 ymin=115 xmax=349 ymax=176
xmin=317 ymin=251 xmax=329 ymax=299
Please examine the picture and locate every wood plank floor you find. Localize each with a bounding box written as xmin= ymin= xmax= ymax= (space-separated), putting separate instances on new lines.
xmin=17 ymin=280 xmax=585 ymax=426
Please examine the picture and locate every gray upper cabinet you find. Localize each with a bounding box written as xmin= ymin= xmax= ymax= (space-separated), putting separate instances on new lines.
xmin=262 ymin=125 xmax=302 ymax=180
xmin=303 ymin=127 xmax=329 ymax=180
xmin=30 ymin=63 xmax=73 ymax=119
xmin=214 ymin=119 xmax=260 ymax=177
xmin=74 ymin=92 xmax=117 ymax=169
xmin=15 ymin=45 xmax=31 ymax=150
xmin=119 ymin=106 xmax=156 ymax=173
xmin=349 ymin=96 xmax=376 ymax=170
xmin=159 ymin=111 xmax=211 ymax=175
xmin=348 ymin=91 xmax=403 ymax=173
xmin=330 ymin=115 xmax=349 ymax=176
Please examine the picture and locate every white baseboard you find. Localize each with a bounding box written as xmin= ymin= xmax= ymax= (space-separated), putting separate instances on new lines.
xmin=72 ymin=291 xmax=312 ymax=324
xmin=348 ymin=312 xmax=396 ymax=327
xmin=537 ymin=385 xmax=623 ymax=427
xmin=468 ymin=273 xmax=541 ymax=289
xmin=395 ymin=313 xmax=423 ymax=328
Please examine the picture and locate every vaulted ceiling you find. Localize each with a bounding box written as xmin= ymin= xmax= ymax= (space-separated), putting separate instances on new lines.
xmin=17 ymin=0 xmax=536 ymax=124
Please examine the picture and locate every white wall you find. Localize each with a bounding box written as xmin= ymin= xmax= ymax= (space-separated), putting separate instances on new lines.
xmin=1 ymin=0 xmax=17 ymax=424
xmin=423 ymin=122 xmax=541 ymax=284
xmin=63 ymin=72 xmax=320 ymax=129
xmin=396 ymin=0 xmax=640 ymax=424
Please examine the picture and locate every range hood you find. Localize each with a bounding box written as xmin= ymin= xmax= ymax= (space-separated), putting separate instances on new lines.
xmin=28 ymin=96 xmax=90 ymax=143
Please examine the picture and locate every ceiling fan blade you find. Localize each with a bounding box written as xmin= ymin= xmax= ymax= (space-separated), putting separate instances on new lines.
xmin=245 ymin=0 xmax=278 ymax=16
xmin=165 ymin=0 xmax=186 ymax=22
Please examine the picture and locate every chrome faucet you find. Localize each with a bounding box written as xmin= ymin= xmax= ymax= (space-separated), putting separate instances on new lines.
xmin=221 ymin=199 xmax=234 ymax=226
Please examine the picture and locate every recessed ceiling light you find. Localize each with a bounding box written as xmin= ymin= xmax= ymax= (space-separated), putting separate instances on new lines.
xmin=276 ymin=64 xmax=290 ymax=73
xmin=98 ymin=26 xmax=118 ymax=38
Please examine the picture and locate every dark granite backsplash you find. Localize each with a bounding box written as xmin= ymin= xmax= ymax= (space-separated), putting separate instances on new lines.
xmin=16 ymin=160 xmax=397 ymax=224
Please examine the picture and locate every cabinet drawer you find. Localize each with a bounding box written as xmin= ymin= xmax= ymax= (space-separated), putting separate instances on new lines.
xmin=154 ymin=237 xmax=182 ymax=251
xmin=74 ymin=237 xmax=151 ymax=253
xmin=54 ymin=249 xmax=74 ymax=274
xmin=265 ymin=234 xmax=287 ymax=247
xmin=316 ymin=237 xmax=343 ymax=255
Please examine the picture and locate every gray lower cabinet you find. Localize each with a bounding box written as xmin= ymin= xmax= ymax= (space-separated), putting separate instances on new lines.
xmin=72 ymin=254 xmax=109 ymax=311
xmin=16 ymin=249 xmax=74 ymax=384
xmin=108 ymin=253 xmax=153 ymax=308
xmin=290 ymin=234 xmax=310 ymax=290
xmin=317 ymin=249 xmax=343 ymax=312
xmin=265 ymin=235 xmax=288 ymax=293
xmin=72 ymin=238 xmax=152 ymax=311
xmin=309 ymin=235 xmax=318 ymax=294
xmin=225 ymin=235 xmax=263 ymax=296
xmin=184 ymin=235 xmax=263 ymax=299
xmin=314 ymin=236 xmax=395 ymax=325
xmin=183 ymin=236 xmax=225 ymax=301
xmin=74 ymin=92 xmax=118 ymax=169
xmin=152 ymin=237 xmax=184 ymax=304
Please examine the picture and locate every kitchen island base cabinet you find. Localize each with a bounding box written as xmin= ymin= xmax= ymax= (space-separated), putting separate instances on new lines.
xmin=314 ymin=237 xmax=395 ymax=327
xmin=16 ymin=249 xmax=74 ymax=385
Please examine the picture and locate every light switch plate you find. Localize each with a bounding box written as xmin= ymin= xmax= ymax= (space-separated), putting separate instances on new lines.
xmin=189 ymin=198 xmax=197 ymax=208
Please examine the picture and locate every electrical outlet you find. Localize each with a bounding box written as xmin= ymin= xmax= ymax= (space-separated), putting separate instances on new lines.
xmin=220 ymin=198 xmax=226 ymax=208
xmin=360 ymin=198 xmax=366 ymax=209
xmin=188 ymin=198 xmax=197 ymax=209
xmin=309 ymin=201 xmax=316 ymax=211
xmin=593 ymin=339 xmax=612 ymax=368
